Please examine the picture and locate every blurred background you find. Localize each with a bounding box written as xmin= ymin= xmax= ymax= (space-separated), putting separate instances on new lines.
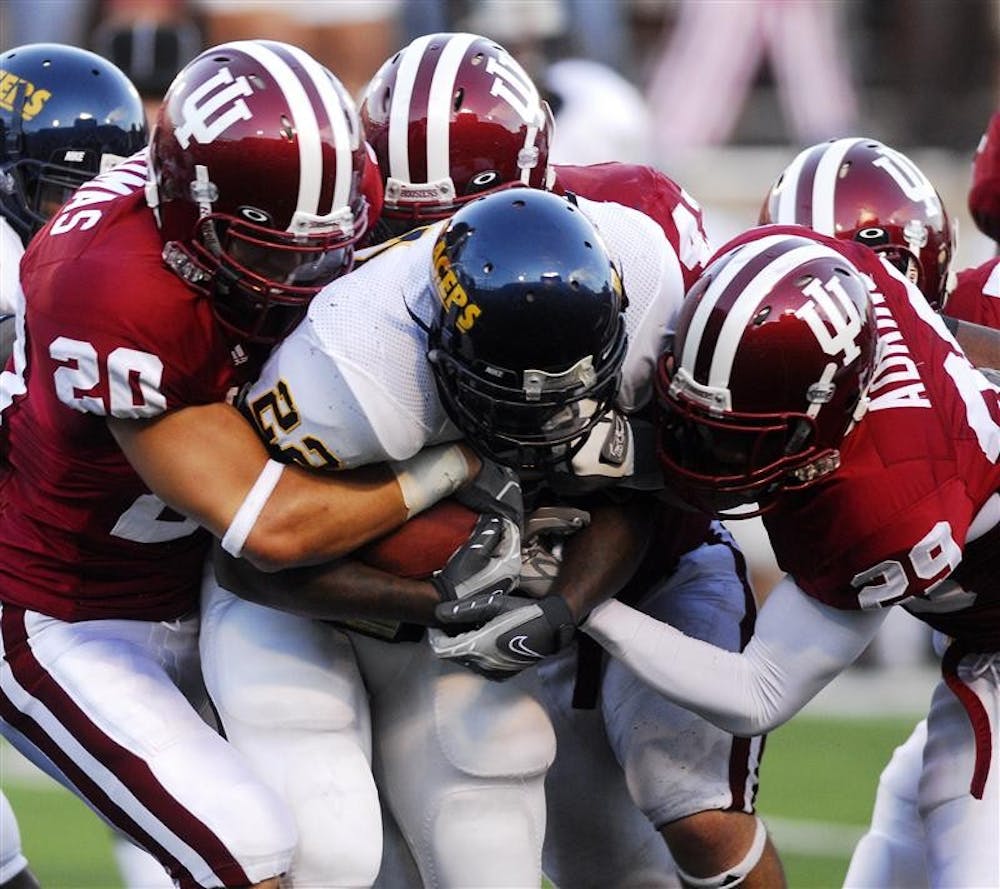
xmin=1 ymin=1 xmax=998 ymax=886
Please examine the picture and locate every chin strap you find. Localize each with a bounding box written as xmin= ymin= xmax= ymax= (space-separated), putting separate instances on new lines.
xmin=674 ymin=815 xmax=767 ymax=889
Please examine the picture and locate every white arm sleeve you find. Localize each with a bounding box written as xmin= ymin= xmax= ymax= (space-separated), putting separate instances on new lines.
xmin=583 ymin=575 xmax=889 ymax=735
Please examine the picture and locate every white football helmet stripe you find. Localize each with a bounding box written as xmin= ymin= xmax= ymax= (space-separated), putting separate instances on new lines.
xmin=223 ymin=41 xmax=325 ymax=225
xmin=387 ymin=33 xmax=435 ymax=182
xmin=810 ymin=137 xmax=863 ymax=235
xmin=426 ymin=33 xmax=479 ymax=184
xmin=280 ymin=41 xmax=359 ymax=217
xmin=681 ymin=232 xmax=792 ymax=373
xmin=683 ymin=236 xmax=842 ymax=390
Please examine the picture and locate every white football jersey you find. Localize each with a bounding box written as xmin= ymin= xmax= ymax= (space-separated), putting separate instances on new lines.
xmin=243 ymin=197 xmax=685 ymax=470
xmin=0 ymin=217 xmax=25 ymax=317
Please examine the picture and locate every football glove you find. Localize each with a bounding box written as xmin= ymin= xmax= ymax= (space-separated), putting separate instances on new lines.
xmin=430 ymin=513 xmax=520 ymax=602
xmin=428 ymin=592 xmax=577 ymax=680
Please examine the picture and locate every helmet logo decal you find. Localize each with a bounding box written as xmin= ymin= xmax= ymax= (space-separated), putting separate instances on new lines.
xmin=485 ymin=52 xmax=542 ymax=128
xmin=432 ymin=239 xmax=481 ymax=331
xmin=797 ymin=275 xmax=865 ymax=367
xmin=175 ymin=66 xmax=254 ymax=149
xmin=0 ymin=70 xmax=50 ymax=121
xmin=873 ymin=146 xmax=940 ymax=218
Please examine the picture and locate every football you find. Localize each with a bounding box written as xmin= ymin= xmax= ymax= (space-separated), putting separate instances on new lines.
xmin=356 ymin=497 xmax=479 ymax=578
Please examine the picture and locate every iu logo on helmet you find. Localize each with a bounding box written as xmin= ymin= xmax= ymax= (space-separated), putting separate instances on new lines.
xmin=796 ymin=275 xmax=865 ymax=365
xmin=484 ymin=51 xmax=541 ymax=127
xmin=175 ymin=67 xmax=254 ymax=149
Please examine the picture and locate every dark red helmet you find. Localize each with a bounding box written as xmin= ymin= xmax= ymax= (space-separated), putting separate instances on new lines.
xmin=969 ymin=111 xmax=1000 ymax=243
xmin=147 ymin=40 xmax=368 ymax=344
xmin=759 ymin=137 xmax=954 ymax=310
xmin=359 ymin=32 xmax=553 ymax=238
xmin=655 ymin=231 xmax=878 ymax=517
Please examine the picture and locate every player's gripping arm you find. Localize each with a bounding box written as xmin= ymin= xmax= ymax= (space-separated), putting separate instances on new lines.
xmin=108 ymin=402 xmax=477 ymax=571
xmin=584 ymin=575 xmax=888 ymax=735
xmin=213 ymin=549 xmax=443 ymax=624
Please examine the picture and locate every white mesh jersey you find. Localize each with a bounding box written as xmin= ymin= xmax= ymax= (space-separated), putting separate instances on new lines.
xmin=242 ymin=196 xmax=685 ymax=470
xmin=0 ymin=217 xmax=24 ymax=317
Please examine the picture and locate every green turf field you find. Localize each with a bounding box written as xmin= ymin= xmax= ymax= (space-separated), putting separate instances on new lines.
xmin=2 ymin=712 xmax=918 ymax=889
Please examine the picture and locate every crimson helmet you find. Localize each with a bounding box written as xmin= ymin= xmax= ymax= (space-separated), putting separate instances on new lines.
xmin=147 ymin=40 xmax=368 ymax=345
xmin=759 ymin=137 xmax=954 ymax=310
xmin=0 ymin=43 xmax=147 ymax=244
xmin=655 ymin=231 xmax=878 ymax=517
xmin=428 ymin=189 xmax=627 ymax=469
xmin=969 ymin=112 xmax=1000 ymax=243
xmin=359 ymin=32 xmax=553 ymax=240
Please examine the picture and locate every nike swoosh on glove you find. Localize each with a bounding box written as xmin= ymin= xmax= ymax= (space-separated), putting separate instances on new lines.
xmin=427 ymin=593 xmax=576 ymax=680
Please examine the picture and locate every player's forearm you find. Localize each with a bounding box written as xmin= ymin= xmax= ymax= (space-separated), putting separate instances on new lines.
xmin=550 ymin=499 xmax=652 ymax=620
xmin=213 ymin=546 xmax=441 ymax=624
xmin=583 ymin=577 xmax=887 ymax=735
xmin=110 ymin=405 xmax=477 ymax=570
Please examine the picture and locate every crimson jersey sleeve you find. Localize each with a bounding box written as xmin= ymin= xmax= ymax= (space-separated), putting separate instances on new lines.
xmin=0 ymin=156 xmax=240 ymax=622
xmin=969 ymin=111 xmax=1000 ymax=243
xmin=552 ymin=162 xmax=711 ymax=291
xmin=947 ymin=258 xmax=1000 ymax=329
xmin=761 ymin=238 xmax=1000 ymax=648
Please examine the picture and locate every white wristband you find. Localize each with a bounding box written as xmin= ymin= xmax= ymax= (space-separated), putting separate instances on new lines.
xmin=390 ymin=443 xmax=471 ymax=518
xmin=221 ymin=459 xmax=285 ymax=558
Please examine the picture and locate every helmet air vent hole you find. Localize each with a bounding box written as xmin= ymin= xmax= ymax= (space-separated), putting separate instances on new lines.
xmin=453 ymin=88 xmax=464 ymax=112
xmin=471 ymin=52 xmax=485 ymax=66
xmin=584 ymin=240 xmax=592 ymax=250
xmin=483 ymin=262 xmax=493 ymax=274
xmin=838 ymin=161 xmax=851 ymax=179
xmin=752 ymin=306 xmax=771 ymax=326
xmin=512 ymin=199 xmax=525 ymax=208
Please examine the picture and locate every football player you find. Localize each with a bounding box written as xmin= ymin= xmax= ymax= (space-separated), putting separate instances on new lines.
xmin=757 ymin=136 xmax=999 ymax=887
xmin=0 ymin=40 xmax=496 ymax=889
xmin=486 ymin=226 xmax=1000 ymax=889
xmin=203 ymin=186 xmax=658 ymax=888
xmin=361 ymin=32 xmax=785 ymax=889
xmin=0 ymin=41 xmax=151 ymax=889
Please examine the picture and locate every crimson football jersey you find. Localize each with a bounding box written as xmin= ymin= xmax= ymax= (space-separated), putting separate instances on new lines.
xmin=0 ymin=154 xmax=240 ymax=621
xmin=756 ymin=230 xmax=1000 ymax=648
xmin=553 ymin=163 xmax=711 ymax=293
xmin=946 ymin=257 xmax=1000 ymax=329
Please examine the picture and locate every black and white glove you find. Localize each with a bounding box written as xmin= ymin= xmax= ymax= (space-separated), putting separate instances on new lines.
xmin=454 ymin=458 xmax=524 ymax=529
xmin=427 ymin=592 xmax=577 ymax=680
xmin=547 ymin=408 xmax=635 ymax=495
xmin=430 ymin=513 xmax=521 ymax=602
